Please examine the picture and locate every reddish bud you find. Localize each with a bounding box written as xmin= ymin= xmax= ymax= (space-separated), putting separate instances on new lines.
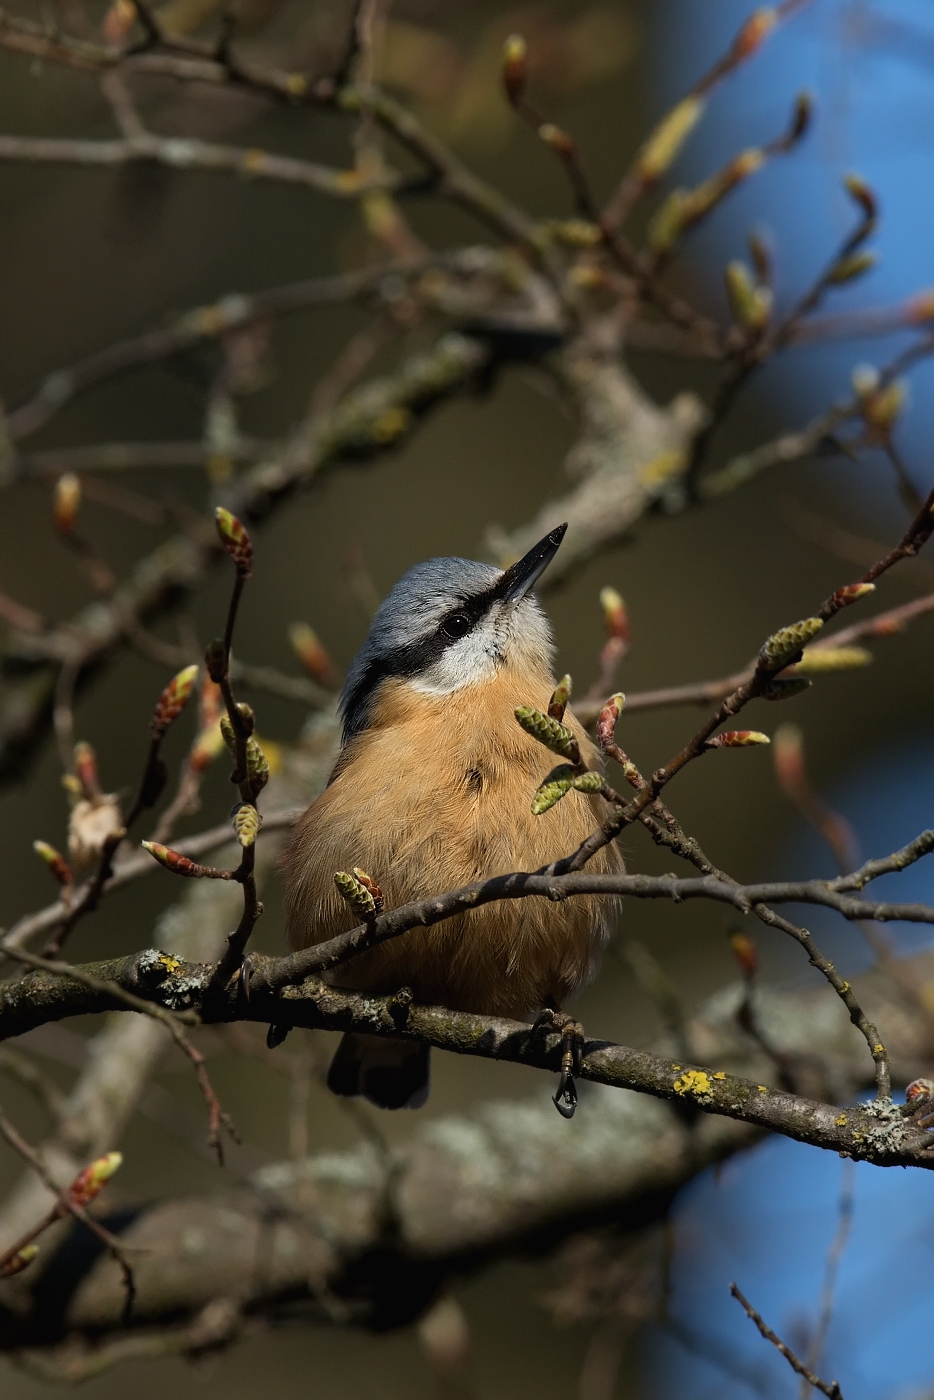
xmin=150 ymin=664 xmax=199 ymax=739
xmin=906 ymin=1078 xmax=934 ymax=1104
xmin=906 ymin=288 xmax=934 ymax=325
xmin=548 ymin=674 xmax=572 ymax=721
xmin=189 ymin=725 xmax=225 ymax=774
xmin=596 ymin=693 xmax=625 ymax=753
xmin=539 ymin=123 xmax=576 ymax=158
xmin=142 ymin=840 xmax=200 ymax=876
xmin=729 ymin=930 xmax=759 ymax=979
xmin=772 ymin=723 xmax=806 ymax=799
xmin=600 ymin=587 xmax=630 ymax=643
xmin=502 ymin=34 xmax=528 ymax=104
xmin=214 ymin=507 xmax=253 ymax=575
xmin=352 ymin=867 xmax=384 ymax=913
xmin=101 ymin=0 xmax=136 ymax=43
xmin=731 ymin=7 xmax=777 ymax=61
xmin=0 ymin=1244 xmax=39 ymax=1279
xmin=53 ymin=473 xmax=81 ymax=536
xmin=33 ymin=840 xmax=74 ymax=890
xmin=288 ymin=622 xmax=338 ymax=688
xmin=706 ymin=730 xmax=770 ymax=749
xmin=69 ymin=1151 xmax=122 ymax=1207
xmin=73 ymin=741 xmax=100 ymax=799
xmin=829 ymin=581 xmax=875 ymax=610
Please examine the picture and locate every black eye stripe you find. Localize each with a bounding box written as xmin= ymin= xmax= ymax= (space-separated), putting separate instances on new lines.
xmin=341 ymin=590 xmax=503 ymax=740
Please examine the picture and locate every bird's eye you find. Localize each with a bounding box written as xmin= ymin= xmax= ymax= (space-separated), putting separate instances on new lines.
xmin=440 ymin=613 xmax=471 ymax=640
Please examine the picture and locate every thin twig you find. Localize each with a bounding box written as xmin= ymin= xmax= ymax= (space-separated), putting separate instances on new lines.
xmin=730 ymin=1283 xmax=843 ymax=1400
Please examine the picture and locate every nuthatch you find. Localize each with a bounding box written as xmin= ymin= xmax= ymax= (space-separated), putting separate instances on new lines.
xmin=279 ymin=524 xmax=623 ymax=1113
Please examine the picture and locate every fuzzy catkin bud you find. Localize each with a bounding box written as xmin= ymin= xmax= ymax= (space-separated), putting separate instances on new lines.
xmin=760 ymin=676 xmax=812 ymax=702
xmin=791 ymin=645 xmax=872 ymax=675
xmin=828 ymin=250 xmax=877 ymax=285
xmin=724 ymin=260 xmax=772 ymax=330
xmin=532 ymin=767 xmax=605 ymax=814
xmin=334 ymin=870 xmax=378 ymax=920
xmin=531 ymin=765 xmax=576 ymax=814
xmin=150 ymin=664 xmax=199 ymax=739
xmin=215 ymin=507 xmax=253 ymax=575
xmin=514 ymin=706 xmax=580 ymax=762
xmin=758 ymin=617 xmax=824 ymax=670
xmin=635 ymin=96 xmax=704 ymax=184
xmin=234 ymin=804 xmax=260 ymax=847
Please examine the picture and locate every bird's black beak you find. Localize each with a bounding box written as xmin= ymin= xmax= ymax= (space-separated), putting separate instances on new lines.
xmin=497 ymin=523 xmax=567 ymax=602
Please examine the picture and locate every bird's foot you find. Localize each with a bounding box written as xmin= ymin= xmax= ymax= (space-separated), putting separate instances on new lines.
xmin=533 ymin=1007 xmax=584 ymax=1119
xmin=238 ymin=954 xmax=291 ymax=1048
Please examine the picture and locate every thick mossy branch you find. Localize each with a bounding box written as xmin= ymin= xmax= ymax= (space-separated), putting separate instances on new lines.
xmin=0 ymin=944 xmax=931 ymax=1169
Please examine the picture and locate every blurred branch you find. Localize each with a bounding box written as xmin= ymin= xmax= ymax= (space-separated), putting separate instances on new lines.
xmin=0 ymin=332 xmax=486 ymax=785
xmin=0 ymin=959 xmax=929 ymax=1361
xmin=575 ymin=592 xmax=934 ymax=724
xmin=0 ymin=133 xmax=387 ymax=196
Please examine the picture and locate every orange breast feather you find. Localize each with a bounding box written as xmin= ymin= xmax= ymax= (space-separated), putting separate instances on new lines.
xmin=280 ymin=665 xmax=623 ymax=1019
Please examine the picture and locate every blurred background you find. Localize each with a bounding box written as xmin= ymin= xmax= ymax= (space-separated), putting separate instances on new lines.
xmin=1 ymin=0 xmax=934 ymax=1396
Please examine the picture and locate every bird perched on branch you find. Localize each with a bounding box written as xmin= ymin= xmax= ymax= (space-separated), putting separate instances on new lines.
xmin=279 ymin=524 xmax=622 ymax=1114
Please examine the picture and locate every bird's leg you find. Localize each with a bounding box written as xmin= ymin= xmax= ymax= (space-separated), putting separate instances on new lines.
xmin=533 ymin=1003 xmax=585 ymax=1119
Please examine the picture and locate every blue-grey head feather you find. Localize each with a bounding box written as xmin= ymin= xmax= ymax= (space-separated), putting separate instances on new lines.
xmin=339 ymin=556 xmax=501 ymax=742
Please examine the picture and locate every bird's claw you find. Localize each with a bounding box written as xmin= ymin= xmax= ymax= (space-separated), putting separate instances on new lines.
xmin=534 ymin=1008 xmax=585 ymax=1119
xmin=238 ymin=954 xmax=255 ymax=1003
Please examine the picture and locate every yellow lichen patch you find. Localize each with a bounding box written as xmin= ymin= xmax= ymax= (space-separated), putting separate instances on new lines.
xmin=713 ymin=1071 xmax=726 ymax=1080
xmin=371 ymin=407 xmax=412 ymax=443
xmin=757 ymin=1085 xmax=768 ymax=1093
xmin=285 ymin=72 xmax=307 ymax=97
xmin=158 ymin=954 xmax=182 ymax=974
xmin=673 ymin=1069 xmax=712 ymax=1098
xmin=193 ymin=306 xmax=227 ymax=337
xmin=639 ymin=449 xmax=685 ymax=490
xmin=835 ymin=1113 xmax=847 ymax=1126
xmin=336 ymin=168 xmax=364 ymax=193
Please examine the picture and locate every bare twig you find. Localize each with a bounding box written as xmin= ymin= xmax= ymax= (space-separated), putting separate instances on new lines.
xmin=730 ymin=1283 xmax=844 ymax=1400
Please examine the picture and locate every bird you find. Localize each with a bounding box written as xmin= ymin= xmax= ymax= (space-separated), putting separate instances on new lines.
xmin=278 ymin=523 xmax=623 ymax=1113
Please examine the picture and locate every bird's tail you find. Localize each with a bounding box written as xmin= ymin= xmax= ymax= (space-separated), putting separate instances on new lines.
xmin=327 ymin=1033 xmax=430 ymax=1110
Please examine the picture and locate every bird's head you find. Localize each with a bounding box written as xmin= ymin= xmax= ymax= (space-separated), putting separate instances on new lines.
xmin=339 ymin=524 xmax=567 ymax=740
